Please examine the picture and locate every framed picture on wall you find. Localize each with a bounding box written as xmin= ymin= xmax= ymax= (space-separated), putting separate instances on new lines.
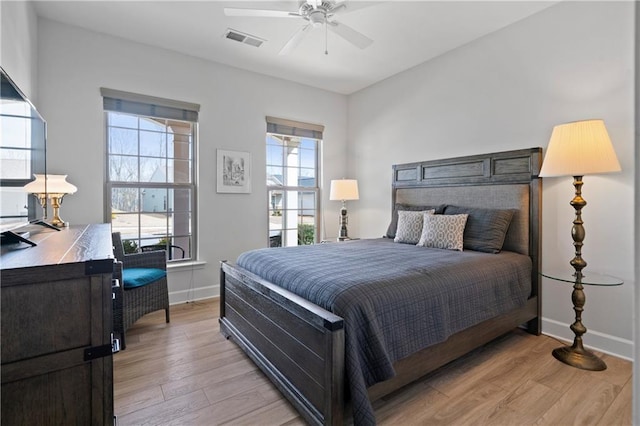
xmin=217 ymin=149 xmax=251 ymax=193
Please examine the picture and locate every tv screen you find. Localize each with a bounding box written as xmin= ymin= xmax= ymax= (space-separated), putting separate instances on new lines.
xmin=0 ymin=67 xmax=47 ymax=242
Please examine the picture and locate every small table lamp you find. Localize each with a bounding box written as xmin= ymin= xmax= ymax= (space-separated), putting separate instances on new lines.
xmin=539 ymin=119 xmax=621 ymax=371
xmin=329 ymin=179 xmax=359 ymax=241
xmin=24 ymin=174 xmax=78 ymax=227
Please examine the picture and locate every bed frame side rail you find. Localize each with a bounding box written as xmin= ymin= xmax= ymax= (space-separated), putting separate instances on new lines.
xmin=220 ymin=261 xmax=345 ymax=426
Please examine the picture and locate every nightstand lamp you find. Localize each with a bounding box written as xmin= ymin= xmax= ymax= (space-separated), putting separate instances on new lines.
xmin=539 ymin=119 xmax=621 ymax=371
xmin=329 ymin=179 xmax=359 ymax=241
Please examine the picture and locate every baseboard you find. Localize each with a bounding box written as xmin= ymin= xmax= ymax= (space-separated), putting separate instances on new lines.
xmin=169 ymin=284 xmax=219 ymax=305
xmin=542 ymin=317 xmax=633 ymax=361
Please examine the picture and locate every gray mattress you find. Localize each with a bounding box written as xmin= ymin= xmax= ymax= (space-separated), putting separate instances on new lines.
xmin=237 ymin=238 xmax=532 ymax=425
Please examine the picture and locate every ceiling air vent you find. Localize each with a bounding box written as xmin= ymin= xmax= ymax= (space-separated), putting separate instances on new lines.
xmin=224 ymin=29 xmax=265 ymax=48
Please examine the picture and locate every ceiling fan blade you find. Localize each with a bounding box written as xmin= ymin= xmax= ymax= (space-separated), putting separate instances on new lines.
xmin=328 ymin=21 xmax=373 ymax=49
xmin=329 ymin=1 xmax=381 ymax=16
xmin=279 ymin=24 xmax=312 ymax=55
xmin=328 ymin=2 xmax=347 ymax=15
xmin=224 ymin=8 xmax=298 ymax=18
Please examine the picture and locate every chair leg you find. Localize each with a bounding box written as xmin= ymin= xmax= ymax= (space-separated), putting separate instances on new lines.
xmin=165 ymin=308 xmax=170 ymax=323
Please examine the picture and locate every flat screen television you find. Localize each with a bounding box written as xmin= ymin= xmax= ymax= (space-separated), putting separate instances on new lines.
xmin=0 ymin=66 xmax=49 ymax=246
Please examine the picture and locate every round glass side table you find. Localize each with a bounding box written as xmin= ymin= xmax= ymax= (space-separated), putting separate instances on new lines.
xmin=541 ymin=271 xmax=623 ymax=371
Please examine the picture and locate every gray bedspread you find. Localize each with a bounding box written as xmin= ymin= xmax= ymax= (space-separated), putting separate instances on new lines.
xmin=237 ymin=238 xmax=532 ymax=425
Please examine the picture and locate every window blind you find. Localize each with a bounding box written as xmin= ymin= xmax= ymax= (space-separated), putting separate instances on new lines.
xmin=101 ymin=88 xmax=199 ymax=122
xmin=266 ymin=116 xmax=324 ymax=139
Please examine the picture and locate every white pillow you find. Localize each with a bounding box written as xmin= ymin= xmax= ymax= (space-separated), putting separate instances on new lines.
xmin=417 ymin=213 xmax=469 ymax=251
xmin=394 ymin=209 xmax=434 ymax=244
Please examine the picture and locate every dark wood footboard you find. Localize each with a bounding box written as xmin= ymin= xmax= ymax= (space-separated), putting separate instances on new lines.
xmin=220 ymin=260 xmax=539 ymax=425
xmin=220 ymin=261 xmax=345 ymax=426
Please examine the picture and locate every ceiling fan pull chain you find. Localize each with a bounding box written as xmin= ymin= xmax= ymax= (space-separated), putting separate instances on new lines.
xmin=325 ymin=21 xmax=328 ymax=55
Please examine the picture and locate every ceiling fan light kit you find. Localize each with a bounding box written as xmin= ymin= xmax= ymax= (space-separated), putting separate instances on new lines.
xmin=224 ymin=0 xmax=372 ymax=55
xmin=309 ymin=10 xmax=325 ymax=27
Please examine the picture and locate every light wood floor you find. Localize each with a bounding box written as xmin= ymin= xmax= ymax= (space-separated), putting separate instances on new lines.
xmin=113 ymin=298 xmax=632 ymax=425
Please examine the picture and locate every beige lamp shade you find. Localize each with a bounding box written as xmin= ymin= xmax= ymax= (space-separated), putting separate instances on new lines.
xmin=46 ymin=175 xmax=77 ymax=195
xmin=329 ymin=179 xmax=359 ymax=201
xmin=23 ymin=174 xmax=78 ymax=195
xmin=23 ymin=174 xmax=47 ymax=193
xmin=539 ymin=119 xmax=621 ymax=177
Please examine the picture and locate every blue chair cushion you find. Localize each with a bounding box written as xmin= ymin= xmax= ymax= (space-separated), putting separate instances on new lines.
xmin=122 ymin=268 xmax=166 ymax=289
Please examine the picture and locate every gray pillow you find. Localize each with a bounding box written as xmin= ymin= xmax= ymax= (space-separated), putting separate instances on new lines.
xmin=394 ymin=209 xmax=435 ymax=244
xmin=443 ymin=206 xmax=515 ymax=253
xmin=417 ymin=213 xmax=468 ymax=251
xmin=386 ymin=203 xmax=446 ymax=238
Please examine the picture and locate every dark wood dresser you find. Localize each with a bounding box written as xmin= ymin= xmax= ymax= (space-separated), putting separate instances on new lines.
xmin=1 ymin=223 xmax=115 ymax=425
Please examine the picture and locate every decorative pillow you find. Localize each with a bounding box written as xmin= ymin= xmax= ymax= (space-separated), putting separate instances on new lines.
xmin=394 ymin=209 xmax=435 ymax=244
xmin=417 ymin=213 xmax=469 ymax=251
xmin=386 ymin=203 xmax=446 ymax=238
xmin=444 ymin=206 xmax=515 ymax=253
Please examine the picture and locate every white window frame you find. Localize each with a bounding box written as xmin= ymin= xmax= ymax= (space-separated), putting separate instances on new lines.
xmin=266 ymin=117 xmax=324 ymax=247
xmin=102 ymin=88 xmax=199 ymax=262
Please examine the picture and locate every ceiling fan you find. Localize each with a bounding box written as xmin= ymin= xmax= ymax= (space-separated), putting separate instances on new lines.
xmin=224 ymin=0 xmax=373 ymax=55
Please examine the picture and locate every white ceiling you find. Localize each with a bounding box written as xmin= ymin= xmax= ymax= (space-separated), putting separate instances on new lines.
xmin=33 ymin=1 xmax=557 ymax=95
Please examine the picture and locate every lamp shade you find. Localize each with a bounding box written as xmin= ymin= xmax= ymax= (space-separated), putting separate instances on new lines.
xmin=539 ymin=119 xmax=621 ymax=177
xmin=23 ymin=174 xmax=47 ymax=193
xmin=47 ymin=175 xmax=77 ymax=195
xmin=329 ymin=179 xmax=359 ymax=201
xmin=23 ymin=174 xmax=77 ymax=195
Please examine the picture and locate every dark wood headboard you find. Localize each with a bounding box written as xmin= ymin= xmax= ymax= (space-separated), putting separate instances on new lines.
xmin=391 ymin=148 xmax=542 ymax=300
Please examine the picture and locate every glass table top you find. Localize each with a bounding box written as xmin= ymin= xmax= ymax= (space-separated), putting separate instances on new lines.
xmin=541 ymin=271 xmax=623 ymax=286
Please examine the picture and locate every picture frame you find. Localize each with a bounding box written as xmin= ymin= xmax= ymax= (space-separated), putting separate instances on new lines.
xmin=217 ymin=149 xmax=251 ymax=193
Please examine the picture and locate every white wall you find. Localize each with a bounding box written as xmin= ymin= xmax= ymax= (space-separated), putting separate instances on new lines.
xmin=36 ymin=18 xmax=348 ymax=303
xmin=348 ymin=1 xmax=635 ymax=359
xmin=0 ymin=1 xmax=38 ymax=101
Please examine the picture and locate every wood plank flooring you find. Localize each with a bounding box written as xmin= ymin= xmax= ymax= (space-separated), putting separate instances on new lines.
xmin=113 ymin=298 xmax=631 ymax=425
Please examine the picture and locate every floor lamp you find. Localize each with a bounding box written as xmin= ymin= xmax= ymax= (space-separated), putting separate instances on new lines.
xmin=329 ymin=179 xmax=359 ymax=241
xmin=539 ymin=119 xmax=621 ymax=371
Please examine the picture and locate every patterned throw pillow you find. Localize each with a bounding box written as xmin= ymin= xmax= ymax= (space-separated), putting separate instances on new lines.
xmin=417 ymin=213 xmax=469 ymax=251
xmin=394 ymin=210 xmax=434 ymax=244
xmin=385 ymin=204 xmax=446 ymax=238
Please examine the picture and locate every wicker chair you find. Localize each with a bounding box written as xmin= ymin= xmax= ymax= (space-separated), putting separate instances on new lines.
xmin=112 ymin=232 xmax=170 ymax=349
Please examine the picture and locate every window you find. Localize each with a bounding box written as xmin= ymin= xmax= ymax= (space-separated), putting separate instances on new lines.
xmin=102 ymin=89 xmax=199 ymax=261
xmin=266 ymin=117 xmax=323 ymax=247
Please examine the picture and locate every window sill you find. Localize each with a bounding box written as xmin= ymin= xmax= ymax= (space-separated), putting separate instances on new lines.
xmin=167 ymin=260 xmax=207 ymax=272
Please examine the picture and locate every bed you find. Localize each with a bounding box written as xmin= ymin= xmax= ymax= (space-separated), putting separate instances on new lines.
xmin=219 ymin=148 xmax=542 ymax=425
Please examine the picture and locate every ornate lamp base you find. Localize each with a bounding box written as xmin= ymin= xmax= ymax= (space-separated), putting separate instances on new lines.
xmin=552 ymin=345 xmax=606 ymax=371
xmin=50 ymin=195 xmax=70 ymax=227
xmin=337 ymin=204 xmax=349 ymax=241
xmin=550 ymin=176 xmax=607 ymax=372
